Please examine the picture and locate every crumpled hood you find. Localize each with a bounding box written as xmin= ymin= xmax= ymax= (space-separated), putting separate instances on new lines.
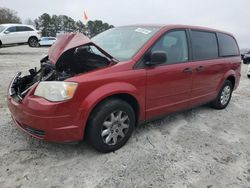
xmin=48 ymin=33 xmax=114 ymax=64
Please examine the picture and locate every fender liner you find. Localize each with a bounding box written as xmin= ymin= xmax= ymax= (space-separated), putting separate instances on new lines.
xmin=28 ymin=36 xmax=38 ymax=42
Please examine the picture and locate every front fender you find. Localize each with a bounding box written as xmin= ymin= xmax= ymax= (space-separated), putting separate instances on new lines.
xmin=79 ymin=82 xmax=144 ymax=132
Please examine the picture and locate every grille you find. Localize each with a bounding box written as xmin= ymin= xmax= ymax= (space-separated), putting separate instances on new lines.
xmin=24 ymin=126 xmax=45 ymax=137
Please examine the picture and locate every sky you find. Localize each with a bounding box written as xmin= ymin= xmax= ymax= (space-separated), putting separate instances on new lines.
xmin=1 ymin=0 xmax=249 ymax=48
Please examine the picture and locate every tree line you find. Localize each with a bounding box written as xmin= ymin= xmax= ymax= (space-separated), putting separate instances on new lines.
xmin=0 ymin=7 xmax=114 ymax=38
xmin=0 ymin=7 xmax=21 ymax=24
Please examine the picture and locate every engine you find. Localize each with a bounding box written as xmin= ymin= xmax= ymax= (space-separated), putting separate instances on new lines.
xmin=10 ymin=45 xmax=111 ymax=100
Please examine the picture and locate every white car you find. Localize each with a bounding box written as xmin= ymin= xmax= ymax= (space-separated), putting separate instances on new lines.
xmin=247 ymin=64 xmax=250 ymax=78
xmin=0 ymin=24 xmax=41 ymax=47
xmin=39 ymin=37 xmax=57 ymax=46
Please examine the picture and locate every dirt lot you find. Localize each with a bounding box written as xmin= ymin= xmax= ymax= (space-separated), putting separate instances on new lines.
xmin=0 ymin=45 xmax=250 ymax=188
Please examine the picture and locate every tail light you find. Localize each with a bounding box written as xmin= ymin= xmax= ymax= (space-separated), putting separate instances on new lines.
xmin=37 ymin=31 xmax=42 ymax=37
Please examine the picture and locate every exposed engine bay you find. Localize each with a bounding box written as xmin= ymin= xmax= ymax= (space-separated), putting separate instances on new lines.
xmin=9 ymin=45 xmax=112 ymax=101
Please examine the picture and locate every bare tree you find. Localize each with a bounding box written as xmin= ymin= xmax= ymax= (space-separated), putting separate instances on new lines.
xmin=24 ymin=18 xmax=34 ymax=26
xmin=0 ymin=7 xmax=21 ymax=24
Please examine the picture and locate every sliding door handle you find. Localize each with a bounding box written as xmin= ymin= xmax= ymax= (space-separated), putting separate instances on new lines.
xmin=183 ymin=67 xmax=193 ymax=73
xmin=196 ymin=65 xmax=204 ymax=72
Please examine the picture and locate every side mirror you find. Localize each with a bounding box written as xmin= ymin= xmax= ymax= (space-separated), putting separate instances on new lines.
xmin=145 ymin=51 xmax=167 ymax=66
xmin=4 ymin=31 xmax=10 ymax=34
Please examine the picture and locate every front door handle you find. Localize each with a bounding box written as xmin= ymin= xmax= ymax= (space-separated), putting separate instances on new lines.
xmin=183 ymin=67 xmax=193 ymax=73
xmin=196 ymin=65 xmax=204 ymax=72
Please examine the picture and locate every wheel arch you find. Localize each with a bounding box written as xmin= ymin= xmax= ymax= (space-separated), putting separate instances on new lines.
xmin=216 ymin=70 xmax=236 ymax=93
xmin=28 ymin=36 xmax=38 ymax=42
xmin=226 ymin=75 xmax=235 ymax=89
xmin=79 ymin=82 xmax=144 ymax=138
xmin=91 ymin=93 xmax=140 ymax=122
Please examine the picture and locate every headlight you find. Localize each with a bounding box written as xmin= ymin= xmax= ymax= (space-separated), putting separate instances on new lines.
xmin=34 ymin=81 xmax=78 ymax=102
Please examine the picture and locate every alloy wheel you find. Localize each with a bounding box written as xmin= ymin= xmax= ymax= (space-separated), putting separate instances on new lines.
xmin=220 ymin=85 xmax=231 ymax=105
xmin=29 ymin=38 xmax=37 ymax=47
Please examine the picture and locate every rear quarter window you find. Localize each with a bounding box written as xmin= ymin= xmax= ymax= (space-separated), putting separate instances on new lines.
xmin=217 ymin=33 xmax=239 ymax=57
xmin=190 ymin=30 xmax=219 ymax=60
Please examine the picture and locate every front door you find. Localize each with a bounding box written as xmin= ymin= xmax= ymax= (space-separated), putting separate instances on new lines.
xmin=145 ymin=30 xmax=193 ymax=120
xmin=2 ymin=26 xmax=19 ymax=44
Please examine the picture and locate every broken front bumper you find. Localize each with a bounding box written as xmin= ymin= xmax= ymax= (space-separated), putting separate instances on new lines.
xmin=7 ymin=74 xmax=84 ymax=142
xmin=8 ymin=72 xmax=22 ymax=102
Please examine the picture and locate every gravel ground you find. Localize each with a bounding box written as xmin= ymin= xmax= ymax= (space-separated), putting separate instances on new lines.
xmin=0 ymin=45 xmax=250 ymax=188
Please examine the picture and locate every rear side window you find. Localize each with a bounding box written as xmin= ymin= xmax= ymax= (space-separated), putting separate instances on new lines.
xmin=217 ymin=33 xmax=239 ymax=56
xmin=191 ymin=30 xmax=218 ymax=60
xmin=16 ymin=26 xmax=34 ymax=32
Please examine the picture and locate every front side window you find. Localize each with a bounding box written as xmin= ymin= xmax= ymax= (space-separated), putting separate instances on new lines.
xmin=151 ymin=30 xmax=188 ymax=64
xmin=6 ymin=26 xmax=16 ymax=33
xmin=191 ymin=30 xmax=218 ymax=60
xmin=217 ymin=33 xmax=239 ymax=56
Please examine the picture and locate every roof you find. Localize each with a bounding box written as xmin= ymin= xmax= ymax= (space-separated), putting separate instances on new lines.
xmin=0 ymin=23 xmax=35 ymax=28
xmin=120 ymin=24 xmax=233 ymax=36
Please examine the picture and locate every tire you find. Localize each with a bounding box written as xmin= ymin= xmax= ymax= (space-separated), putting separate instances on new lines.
xmin=28 ymin=37 xmax=38 ymax=47
xmin=248 ymin=75 xmax=250 ymax=79
xmin=87 ymin=98 xmax=135 ymax=153
xmin=210 ymin=80 xmax=233 ymax=109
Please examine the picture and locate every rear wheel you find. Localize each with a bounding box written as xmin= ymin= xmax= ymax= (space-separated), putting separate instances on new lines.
xmin=87 ymin=98 xmax=135 ymax=153
xmin=28 ymin=37 xmax=38 ymax=47
xmin=210 ymin=80 xmax=233 ymax=109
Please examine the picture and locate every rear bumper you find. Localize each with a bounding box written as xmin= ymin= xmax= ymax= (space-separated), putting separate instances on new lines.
xmin=7 ymin=94 xmax=85 ymax=143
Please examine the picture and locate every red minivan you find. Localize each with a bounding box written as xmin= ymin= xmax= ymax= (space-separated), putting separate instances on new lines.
xmin=7 ymin=25 xmax=241 ymax=152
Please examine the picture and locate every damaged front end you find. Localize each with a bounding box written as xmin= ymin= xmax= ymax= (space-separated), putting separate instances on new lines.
xmin=9 ymin=33 xmax=116 ymax=102
xmin=9 ymin=58 xmax=72 ymax=102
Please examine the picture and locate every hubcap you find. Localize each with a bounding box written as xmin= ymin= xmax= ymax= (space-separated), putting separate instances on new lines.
xmin=220 ymin=85 xmax=231 ymax=105
xmin=101 ymin=111 xmax=130 ymax=146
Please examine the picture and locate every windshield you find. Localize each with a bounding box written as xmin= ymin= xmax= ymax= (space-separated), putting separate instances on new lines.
xmin=92 ymin=26 xmax=160 ymax=61
xmin=0 ymin=26 xmax=6 ymax=33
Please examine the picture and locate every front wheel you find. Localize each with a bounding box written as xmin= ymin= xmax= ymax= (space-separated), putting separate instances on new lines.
xmin=87 ymin=98 xmax=135 ymax=153
xmin=210 ymin=80 xmax=233 ymax=109
xmin=28 ymin=37 xmax=38 ymax=47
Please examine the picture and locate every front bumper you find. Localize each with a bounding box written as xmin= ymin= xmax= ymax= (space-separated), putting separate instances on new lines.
xmin=7 ymin=76 xmax=84 ymax=142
